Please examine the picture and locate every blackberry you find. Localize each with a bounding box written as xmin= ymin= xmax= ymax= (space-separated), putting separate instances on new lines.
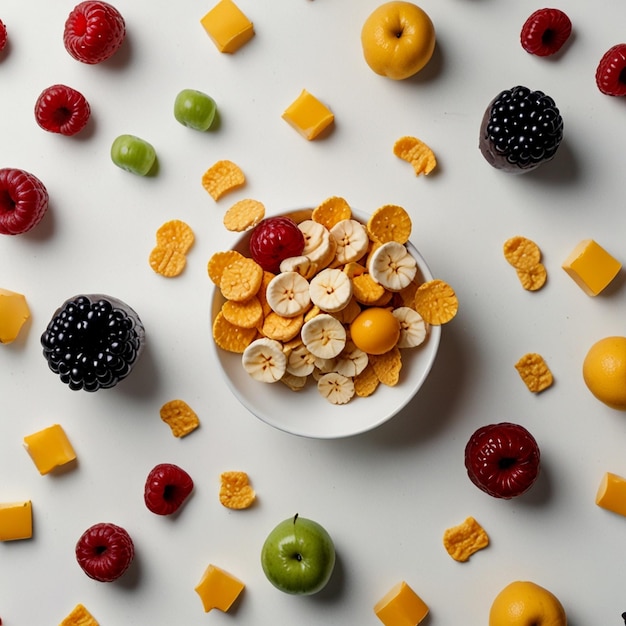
xmin=41 ymin=294 xmax=145 ymax=392
xmin=479 ymin=85 xmax=564 ymax=172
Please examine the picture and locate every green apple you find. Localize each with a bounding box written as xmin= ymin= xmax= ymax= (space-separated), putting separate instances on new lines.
xmin=261 ymin=514 xmax=335 ymax=595
xmin=174 ymin=89 xmax=217 ymax=131
xmin=110 ymin=134 xmax=156 ymax=176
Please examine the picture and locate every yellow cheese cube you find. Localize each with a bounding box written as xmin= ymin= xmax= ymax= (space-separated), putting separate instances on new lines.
xmin=596 ymin=472 xmax=626 ymax=517
xmin=24 ymin=424 xmax=77 ymax=475
xmin=59 ymin=603 xmax=99 ymax=626
xmin=0 ymin=287 xmax=30 ymax=344
xmin=200 ymin=0 xmax=254 ymax=54
xmin=562 ymin=239 xmax=621 ymax=296
xmin=282 ymin=89 xmax=335 ymax=140
xmin=0 ymin=500 xmax=33 ymax=541
xmin=194 ymin=564 xmax=245 ymax=612
xmin=374 ymin=581 xmax=429 ymax=626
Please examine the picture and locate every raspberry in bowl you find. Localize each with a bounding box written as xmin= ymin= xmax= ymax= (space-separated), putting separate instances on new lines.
xmin=40 ymin=294 xmax=145 ymax=392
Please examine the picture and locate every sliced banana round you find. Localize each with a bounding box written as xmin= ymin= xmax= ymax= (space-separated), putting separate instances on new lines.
xmin=369 ymin=241 xmax=417 ymax=292
xmin=281 ymin=372 xmax=308 ymax=392
xmin=309 ymin=267 xmax=353 ymax=313
xmin=266 ymin=271 xmax=311 ymax=317
xmin=392 ymin=306 xmax=428 ymax=348
xmin=242 ymin=338 xmax=287 ymax=383
xmin=317 ymin=372 xmax=355 ymax=405
xmin=286 ymin=343 xmax=316 ymax=377
xmin=334 ymin=341 xmax=369 ymax=377
xmin=330 ymin=219 xmax=370 ymax=265
xmin=300 ymin=313 xmax=346 ymax=359
xmin=279 ymin=255 xmax=317 ymax=280
xmin=298 ymin=220 xmax=332 ymax=265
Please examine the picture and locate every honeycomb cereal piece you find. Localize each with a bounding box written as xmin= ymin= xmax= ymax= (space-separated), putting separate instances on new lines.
xmin=220 ymin=257 xmax=263 ymax=302
xmin=156 ymin=219 xmax=195 ymax=253
xmin=207 ymin=250 xmax=245 ymax=285
xmin=414 ymin=279 xmax=458 ymax=325
xmin=159 ymin=399 xmax=200 ymax=438
xmin=352 ymin=273 xmax=386 ymax=305
xmin=354 ymin=362 xmax=380 ymax=397
xmin=59 ymin=603 xmax=99 ymax=626
xmin=212 ymin=311 xmax=257 ymax=353
xmin=442 ymin=516 xmax=489 ymax=562
xmin=223 ymin=199 xmax=265 ymax=232
xmin=312 ymin=196 xmax=352 ymax=229
xmin=370 ymin=346 xmax=402 ymax=387
xmin=222 ymin=296 xmax=264 ymax=329
xmin=393 ymin=135 xmax=437 ymax=175
xmin=202 ymin=160 xmax=245 ymax=201
xmin=149 ymin=245 xmax=188 ymax=277
xmin=261 ymin=311 xmax=303 ymax=342
xmin=503 ymin=235 xmax=541 ymax=270
xmin=515 ymin=352 xmax=554 ymax=393
xmin=219 ymin=471 xmax=256 ymax=509
xmin=516 ymin=263 xmax=548 ymax=291
xmin=367 ymin=204 xmax=412 ymax=244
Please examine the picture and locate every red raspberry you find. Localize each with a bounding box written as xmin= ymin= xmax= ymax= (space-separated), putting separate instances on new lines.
xmin=0 ymin=20 xmax=7 ymax=52
xmin=34 ymin=84 xmax=91 ymax=136
xmin=144 ymin=463 xmax=194 ymax=516
xmin=596 ymin=43 xmax=626 ymax=96
xmin=249 ymin=217 xmax=305 ymax=273
xmin=63 ymin=1 xmax=125 ymax=64
xmin=0 ymin=168 xmax=49 ymax=235
xmin=520 ymin=8 xmax=572 ymax=57
xmin=75 ymin=522 xmax=134 ymax=582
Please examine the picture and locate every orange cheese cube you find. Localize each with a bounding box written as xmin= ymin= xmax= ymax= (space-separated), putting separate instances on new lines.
xmin=59 ymin=603 xmax=99 ymax=626
xmin=374 ymin=581 xmax=429 ymax=626
xmin=282 ymin=89 xmax=335 ymax=140
xmin=596 ymin=472 xmax=626 ymax=517
xmin=0 ymin=287 xmax=30 ymax=344
xmin=200 ymin=0 xmax=254 ymax=54
xmin=194 ymin=564 xmax=245 ymax=612
xmin=0 ymin=500 xmax=33 ymax=541
xmin=562 ymin=239 xmax=621 ymax=296
xmin=23 ymin=423 xmax=77 ymax=475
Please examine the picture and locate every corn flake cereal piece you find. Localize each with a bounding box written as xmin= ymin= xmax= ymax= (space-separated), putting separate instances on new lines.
xmin=207 ymin=250 xmax=245 ymax=285
xmin=515 ymin=352 xmax=553 ymax=393
xmin=202 ymin=160 xmax=245 ymax=201
xmin=160 ymin=399 xmax=200 ymax=438
xmin=257 ymin=271 xmax=276 ymax=316
xmin=312 ymin=196 xmax=352 ymax=229
xmin=262 ymin=311 xmax=303 ymax=342
xmin=367 ymin=204 xmax=412 ymax=244
xmin=223 ymin=199 xmax=265 ymax=232
xmin=516 ymin=263 xmax=547 ymax=291
xmin=59 ymin=603 xmax=99 ymax=626
xmin=414 ymin=279 xmax=458 ymax=325
xmin=149 ymin=245 xmax=188 ymax=277
xmin=352 ymin=273 xmax=386 ymax=305
xmin=222 ymin=296 xmax=263 ymax=329
xmin=503 ymin=235 xmax=541 ymax=270
xmin=212 ymin=311 xmax=257 ymax=353
xmin=443 ymin=516 xmax=489 ymax=562
xmin=393 ymin=135 xmax=437 ymax=176
xmin=220 ymin=257 xmax=263 ymax=302
xmin=156 ymin=219 xmax=195 ymax=253
xmin=219 ymin=471 xmax=256 ymax=509
xmin=370 ymin=346 xmax=402 ymax=387
xmin=354 ymin=362 xmax=380 ymax=397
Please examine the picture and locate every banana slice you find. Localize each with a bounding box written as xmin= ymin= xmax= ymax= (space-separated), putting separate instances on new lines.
xmin=286 ymin=343 xmax=316 ymax=377
xmin=266 ymin=271 xmax=311 ymax=317
xmin=309 ymin=267 xmax=353 ymax=313
xmin=369 ymin=241 xmax=417 ymax=291
xmin=392 ymin=306 xmax=428 ymax=348
xmin=279 ymin=255 xmax=317 ymax=280
xmin=330 ymin=219 xmax=370 ymax=265
xmin=317 ymin=372 xmax=355 ymax=405
xmin=299 ymin=220 xmax=332 ymax=265
xmin=242 ymin=338 xmax=287 ymax=383
xmin=301 ymin=313 xmax=346 ymax=359
xmin=334 ymin=341 xmax=369 ymax=377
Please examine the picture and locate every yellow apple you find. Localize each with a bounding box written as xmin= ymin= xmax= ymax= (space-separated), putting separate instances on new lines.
xmin=489 ymin=581 xmax=567 ymax=626
xmin=361 ymin=1 xmax=435 ymax=80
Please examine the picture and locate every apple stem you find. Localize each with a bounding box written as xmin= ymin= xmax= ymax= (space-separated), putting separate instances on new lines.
xmin=293 ymin=513 xmax=299 ymax=524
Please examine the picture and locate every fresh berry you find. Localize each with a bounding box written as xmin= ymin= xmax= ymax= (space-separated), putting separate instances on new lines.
xmin=596 ymin=43 xmax=626 ymax=96
xmin=249 ymin=217 xmax=305 ymax=273
xmin=34 ymin=84 xmax=91 ymax=136
xmin=75 ymin=522 xmax=134 ymax=582
xmin=40 ymin=294 xmax=145 ymax=392
xmin=144 ymin=463 xmax=194 ymax=515
xmin=0 ymin=19 xmax=7 ymax=52
xmin=464 ymin=422 xmax=541 ymax=499
xmin=0 ymin=168 xmax=49 ymax=235
xmin=63 ymin=1 xmax=125 ymax=64
xmin=520 ymin=8 xmax=572 ymax=57
xmin=479 ymin=85 xmax=564 ymax=172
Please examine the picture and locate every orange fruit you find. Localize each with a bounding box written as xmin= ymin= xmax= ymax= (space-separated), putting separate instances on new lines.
xmin=350 ymin=307 xmax=400 ymax=355
xmin=361 ymin=1 xmax=436 ymax=81
xmin=582 ymin=336 xmax=626 ymax=410
xmin=489 ymin=581 xmax=566 ymax=626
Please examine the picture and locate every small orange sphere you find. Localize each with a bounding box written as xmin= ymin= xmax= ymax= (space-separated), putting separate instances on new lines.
xmin=350 ymin=307 xmax=400 ymax=355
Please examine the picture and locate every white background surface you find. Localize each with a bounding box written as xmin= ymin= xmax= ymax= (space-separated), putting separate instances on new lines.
xmin=1 ymin=0 xmax=626 ymax=623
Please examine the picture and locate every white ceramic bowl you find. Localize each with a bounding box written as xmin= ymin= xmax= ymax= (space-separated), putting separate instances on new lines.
xmin=211 ymin=209 xmax=441 ymax=439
